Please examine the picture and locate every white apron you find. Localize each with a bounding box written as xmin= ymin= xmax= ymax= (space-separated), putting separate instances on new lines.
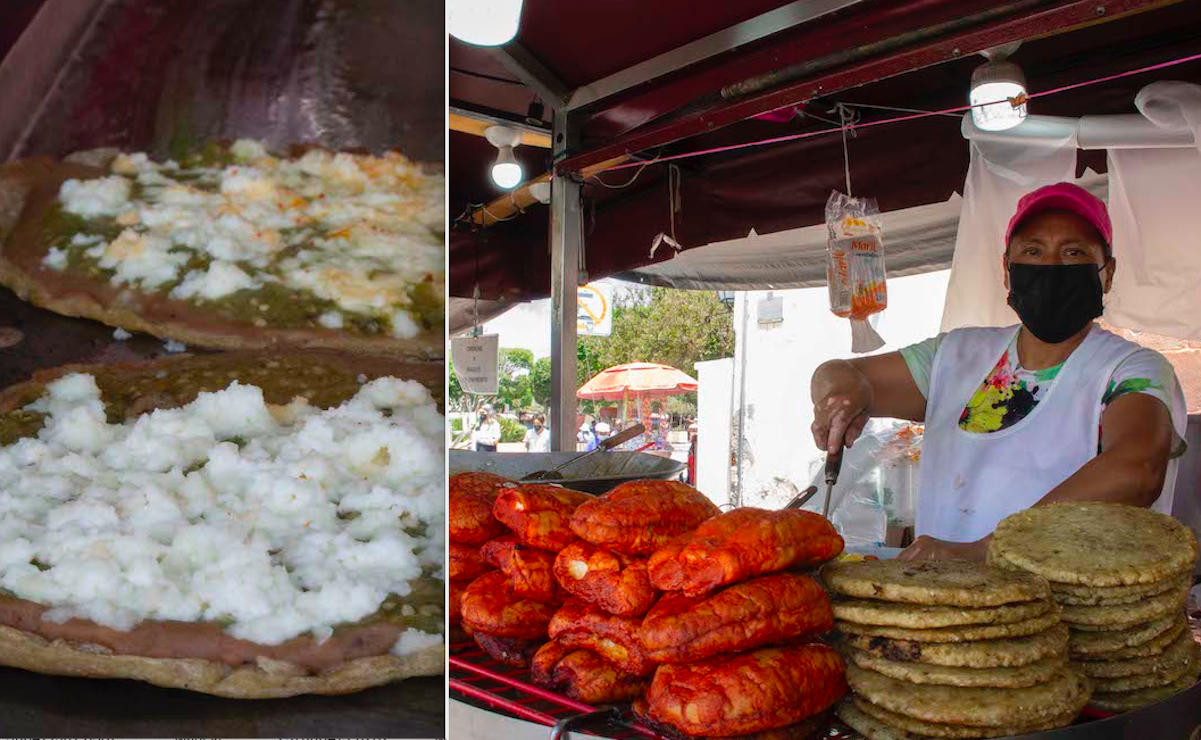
xmin=916 ymin=324 xmax=1178 ymax=542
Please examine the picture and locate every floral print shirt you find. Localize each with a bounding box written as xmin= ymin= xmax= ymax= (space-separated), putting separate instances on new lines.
xmin=901 ymin=332 xmax=1185 ymax=456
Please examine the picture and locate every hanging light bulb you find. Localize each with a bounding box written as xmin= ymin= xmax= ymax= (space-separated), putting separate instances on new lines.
xmin=485 ymin=126 xmax=524 ymax=189
xmin=970 ymin=56 xmax=1027 ymax=131
xmin=491 ymin=146 xmax=523 ymax=189
xmin=449 ymin=0 xmax=524 ymax=47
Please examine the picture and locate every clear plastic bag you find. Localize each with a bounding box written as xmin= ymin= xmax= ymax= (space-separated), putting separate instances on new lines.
xmin=826 ymin=191 xmax=888 ymax=353
xmin=802 ymin=420 xmax=919 ymax=548
xmin=878 ymin=424 xmax=923 ymax=530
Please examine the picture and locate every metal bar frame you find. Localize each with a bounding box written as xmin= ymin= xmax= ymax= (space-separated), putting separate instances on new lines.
xmin=554 ymin=0 xmax=1175 ymax=176
xmin=449 ymin=101 xmax=552 ymax=138
xmin=564 ymin=0 xmax=867 ymax=112
xmin=549 ymin=109 xmax=582 ymax=452
xmin=492 ymin=41 xmax=572 ymax=107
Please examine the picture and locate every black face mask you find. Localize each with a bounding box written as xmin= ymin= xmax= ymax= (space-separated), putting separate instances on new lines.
xmin=1007 ymin=263 xmax=1105 ymax=344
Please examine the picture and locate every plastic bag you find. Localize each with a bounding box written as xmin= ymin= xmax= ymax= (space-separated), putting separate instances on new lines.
xmin=826 ymin=191 xmax=888 ymax=353
xmin=877 ymin=424 xmax=923 ymax=532
xmin=802 ymin=420 xmax=917 ymax=548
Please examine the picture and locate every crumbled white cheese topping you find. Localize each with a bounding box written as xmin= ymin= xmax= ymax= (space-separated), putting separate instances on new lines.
xmin=0 ymin=374 xmax=445 ymax=645
xmin=59 ymin=176 xmax=132 ymax=218
xmin=391 ymin=628 xmax=443 ymax=657
xmin=43 ymin=247 xmax=68 ymax=270
xmin=170 ymin=261 xmax=260 ymax=302
xmin=48 ymin=140 xmax=444 ymax=337
xmin=162 ymin=340 xmax=187 ymax=353
xmin=112 ymin=328 xmax=132 ymax=341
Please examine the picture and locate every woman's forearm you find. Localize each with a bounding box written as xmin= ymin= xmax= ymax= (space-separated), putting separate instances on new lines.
xmin=1037 ymin=448 xmax=1167 ymax=508
xmin=811 ymin=360 xmax=865 ymax=403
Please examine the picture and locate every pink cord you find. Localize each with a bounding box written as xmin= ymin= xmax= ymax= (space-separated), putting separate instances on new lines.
xmin=596 ymin=51 xmax=1201 ymax=172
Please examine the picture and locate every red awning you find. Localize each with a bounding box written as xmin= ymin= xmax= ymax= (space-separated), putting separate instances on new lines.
xmin=576 ymin=362 xmax=699 ymax=400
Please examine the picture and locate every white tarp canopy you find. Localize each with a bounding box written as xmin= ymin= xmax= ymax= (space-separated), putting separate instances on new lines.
xmin=620 ymin=194 xmax=964 ymax=291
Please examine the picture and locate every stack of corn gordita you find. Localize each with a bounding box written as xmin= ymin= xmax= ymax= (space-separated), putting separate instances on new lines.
xmin=825 ymin=559 xmax=1092 ymax=739
xmin=988 ymin=502 xmax=1199 ymax=713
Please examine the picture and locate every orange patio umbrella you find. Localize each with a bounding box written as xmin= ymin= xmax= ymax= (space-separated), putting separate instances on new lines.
xmin=577 ymin=362 xmax=698 ymax=431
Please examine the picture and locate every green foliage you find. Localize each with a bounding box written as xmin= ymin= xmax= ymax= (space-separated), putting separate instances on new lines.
xmin=448 ymin=357 xmax=463 ymax=408
xmin=663 ymin=394 xmax=697 ymax=417
xmin=499 ymin=416 xmax=527 ymax=444
xmin=531 ymin=356 xmax=552 ymax=409
xmin=451 ymin=417 xmax=463 ymax=433
xmin=500 ymin=347 xmax=534 ymax=374
xmin=497 ymin=347 xmax=533 ymax=411
xmin=524 ymin=288 xmax=732 ymax=415
xmin=578 ymin=287 xmax=734 ymax=384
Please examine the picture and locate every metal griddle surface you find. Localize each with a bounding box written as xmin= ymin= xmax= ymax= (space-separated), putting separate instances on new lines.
xmin=0 ymin=667 xmax=443 ymax=738
xmin=0 ymin=1 xmax=445 ymax=733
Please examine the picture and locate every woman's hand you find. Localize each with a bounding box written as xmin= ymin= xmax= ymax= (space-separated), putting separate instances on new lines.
xmin=810 ymin=361 xmax=873 ymax=455
xmin=897 ymin=535 xmax=992 ymax=562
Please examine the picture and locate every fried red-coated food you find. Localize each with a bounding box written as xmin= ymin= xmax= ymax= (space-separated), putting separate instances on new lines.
xmin=548 ymin=599 xmax=656 ymax=676
xmin=632 ymin=699 xmax=833 ymax=740
xmin=493 ymin=484 xmax=592 ymax=551
xmin=645 ymin=534 xmax=688 ymax=590
xmin=479 ymin=534 xmax=519 ymax=567
xmin=449 ymin=579 xmax=472 ymax=624
xmin=460 ymin=571 xmax=559 ymax=640
xmin=448 ymin=541 xmax=493 ymax=581
xmin=554 ymin=541 xmax=658 ymax=617
xmin=479 ymin=537 xmax=564 ymax=601
xmin=639 ymin=573 xmax=833 ymax=664
xmin=644 ymin=643 xmax=847 ymax=737
xmin=449 ymin=472 xmax=513 ymax=545
xmin=569 ymin=480 xmax=721 ymax=556
xmin=530 ymin=641 xmax=652 ymax=704
xmin=473 ymin=632 xmax=544 ymax=668
xmin=648 ymin=508 xmax=843 ymax=596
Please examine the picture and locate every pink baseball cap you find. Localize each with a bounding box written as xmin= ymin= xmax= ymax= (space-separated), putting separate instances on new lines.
xmin=1006 ymin=182 xmax=1112 ymax=251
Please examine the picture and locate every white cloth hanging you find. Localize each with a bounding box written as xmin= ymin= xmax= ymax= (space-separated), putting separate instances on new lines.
xmin=1104 ymin=82 xmax=1201 ymax=342
xmin=940 ymin=117 xmax=1081 ymax=331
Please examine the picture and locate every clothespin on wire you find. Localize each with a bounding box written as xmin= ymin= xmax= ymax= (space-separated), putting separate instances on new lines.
xmin=832 ymin=103 xmax=860 ymax=197
xmin=649 ymin=164 xmax=684 ymax=258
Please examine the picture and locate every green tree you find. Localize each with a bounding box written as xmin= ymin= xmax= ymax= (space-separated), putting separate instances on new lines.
xmin=448 ymin=357 xmax=463 ymax=409
xmin=579 ymin=287 xmax=734 ymax=383
xmin=497 ymin=348 xmax=534 ymax=412
xmin=531 ymin=356 xmax=552 ymax=409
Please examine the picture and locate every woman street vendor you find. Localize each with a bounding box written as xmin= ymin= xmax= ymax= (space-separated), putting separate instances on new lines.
xmin=810 ymin=183 xmax=1187 ymax=561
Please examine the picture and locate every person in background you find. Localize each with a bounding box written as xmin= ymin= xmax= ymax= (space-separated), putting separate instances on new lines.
xmin=595 ymin=421 xmax=612 ymax=444
xmin=475 ymin=407 xmax=502 ymax=452
xmin=578 ymin=422 xmax=597 ymax=452
xmin=523 ymin=414 xmax=552 ymax=453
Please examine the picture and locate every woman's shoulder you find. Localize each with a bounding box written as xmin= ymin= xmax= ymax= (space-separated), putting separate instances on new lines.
xmin=1090 ymin=326 xmax=1171 ymax=364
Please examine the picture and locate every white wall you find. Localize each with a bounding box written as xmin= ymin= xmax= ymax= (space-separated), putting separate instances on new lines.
xmin=695 ymin=358 xmax=734 ymax=507
xmin=722 ymin=269 xmax=951 ymax=510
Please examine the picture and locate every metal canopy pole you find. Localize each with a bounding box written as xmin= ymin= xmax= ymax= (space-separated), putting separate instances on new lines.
xmin=549 ymin=110 xmax=582 ymax=451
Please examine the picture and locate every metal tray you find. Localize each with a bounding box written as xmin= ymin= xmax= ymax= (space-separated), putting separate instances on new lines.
xmin=0 ymin=0 xmax=444 ymax=735
xmin=450 ymin=451 xmax=687 ymax=495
